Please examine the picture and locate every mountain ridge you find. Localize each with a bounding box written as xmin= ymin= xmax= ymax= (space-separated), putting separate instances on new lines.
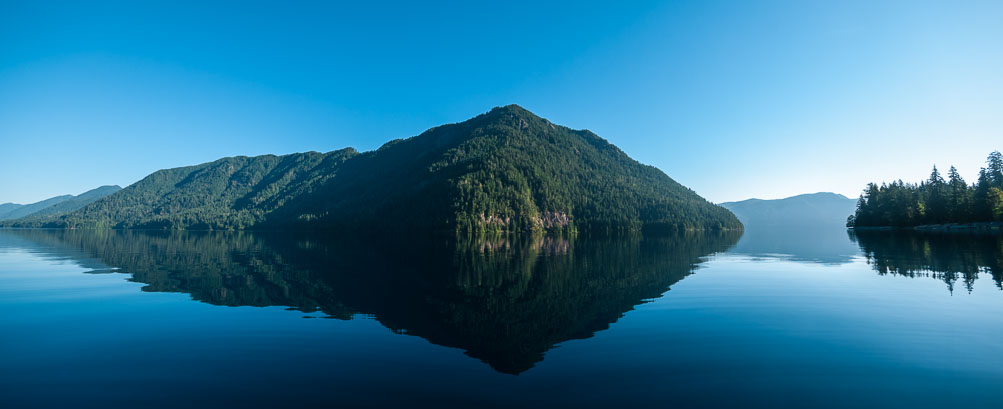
xmin=0 ymin=203 xmax=26 ymax=219
xmin=723 ymin=192 xmax=851 ymax=204
xmin=24 ymin=186 xmax=123 ymax=219
xmin=10 ymin=105 xmax=741 ymax=233
xmin=0 ymin=185 xmax=122 ymax=221
xmin=720 ymin=192 xmax=856 ymax=228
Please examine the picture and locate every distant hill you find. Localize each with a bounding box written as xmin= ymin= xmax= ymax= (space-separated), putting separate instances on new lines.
xmin=719 ymin=192 xmax=860 ymax=264
xmin=11 ymin=105 xmax=741 ymax=233
xmin=23 ymin=186 xmax=123 ymax=219
xmin=0 ymin=186 xmax=122 ymax=221
xmin=720 ymin=192 xmax=857 ymax=228
xmin=27 ymin=151 xmax=358 ymax=230
xmin=0 ymin=195 xmax=73 ymax=220
xmin=0 ymin=203 xmax=25 ymax=219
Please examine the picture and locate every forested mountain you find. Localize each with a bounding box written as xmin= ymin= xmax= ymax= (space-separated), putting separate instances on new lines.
xmin=848 ymin=151 xmax=1003 ymax=227
xmin=720 ymin=192 xmax=856 ymax=228
xmin=20 ymin=151 xmax=359 ymax=230
xmin=11 ymin=105 xmax=741 ymax=233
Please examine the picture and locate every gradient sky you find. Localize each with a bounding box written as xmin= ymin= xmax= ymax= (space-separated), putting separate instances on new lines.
xmin=2 ymin=0 xmax=1001 ymax=204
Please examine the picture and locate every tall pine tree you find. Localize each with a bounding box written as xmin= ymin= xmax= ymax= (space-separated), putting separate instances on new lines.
xmin=925 ymin=166 xmax=947 ymax=224
xmin=947 ymin=166 xmax=972 ymax=222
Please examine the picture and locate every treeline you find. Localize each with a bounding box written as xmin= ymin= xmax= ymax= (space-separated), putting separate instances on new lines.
xmin=848 ymin=151 xmax=1003 ymax=227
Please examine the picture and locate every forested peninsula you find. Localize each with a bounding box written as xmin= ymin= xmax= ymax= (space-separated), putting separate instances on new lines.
xmin=847 ymin=151 xmax=1003 ymax=229
xmin=5 ymin=105 xmax=742 ymax=234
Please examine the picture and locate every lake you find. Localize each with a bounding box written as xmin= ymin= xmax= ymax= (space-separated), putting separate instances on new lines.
xmin=1 ymin=227 xmax=1001 ymax=408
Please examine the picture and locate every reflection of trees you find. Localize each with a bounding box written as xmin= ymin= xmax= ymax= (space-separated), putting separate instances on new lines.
xmin=4 ymin=229 xmax=738 ymax=374
xmin=849 ymin=230 xmax=1003 ymax=293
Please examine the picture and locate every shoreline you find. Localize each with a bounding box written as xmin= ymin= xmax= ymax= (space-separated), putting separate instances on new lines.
xmin=851 ymin=221 xmax=1003 ymax=233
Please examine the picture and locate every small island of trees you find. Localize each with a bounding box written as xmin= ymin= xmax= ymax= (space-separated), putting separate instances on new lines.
xmin=847 ymin=151 xmax=1003 ymax=228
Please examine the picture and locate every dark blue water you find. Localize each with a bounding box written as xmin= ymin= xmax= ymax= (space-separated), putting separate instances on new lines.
xmin=1 ymin=228 xmax=1001 ymax=408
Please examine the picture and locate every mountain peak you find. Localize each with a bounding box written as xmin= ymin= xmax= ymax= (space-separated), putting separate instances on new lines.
xmin=477 ymin=104 xmax=541 ymax=126
xmin=488 ymin=103 xmax=531 ymax=115
xmin=792 ymin=192 xmax=850 ymax=200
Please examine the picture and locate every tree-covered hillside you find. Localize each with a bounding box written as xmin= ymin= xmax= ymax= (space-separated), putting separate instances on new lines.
xmin=848 ymin=151 xmax=1003 ymax=227
xmin=274 ymin=105 xmax=741 ymax=233
xmin=29 ymin=149 xmax=358 ymax=230
xmin=12 ymin=105 xmax=741 ymax=233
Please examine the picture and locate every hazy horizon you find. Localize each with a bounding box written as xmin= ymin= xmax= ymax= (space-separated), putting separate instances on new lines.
xmin=3 ymin=1 xmax=1001 ymax=204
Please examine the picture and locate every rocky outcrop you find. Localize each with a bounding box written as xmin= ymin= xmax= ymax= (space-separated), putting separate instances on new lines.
xmin=476 ymin=211 xmax=572 ymax=231
xmin=538 ymin=211 xmax=571 ymax=229
xmin=478 ymin=213 xmax=511 ymax=227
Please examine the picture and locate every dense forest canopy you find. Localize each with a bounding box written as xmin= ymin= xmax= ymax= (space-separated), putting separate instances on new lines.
xmin=848 ymin=151 xmax=1003 ymax=228
xmin=6 ymin=105 xmax=742 ymax=234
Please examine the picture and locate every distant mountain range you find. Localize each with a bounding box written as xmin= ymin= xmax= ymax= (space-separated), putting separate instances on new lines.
xmin=8 ymin=105 xmax=741 ymax=233
xmin=720 ymin=192 xmax=857 ymax=228
xmin=0 ymin=185 xmax=121 ymax=221
xmin=719 ymin=192 xmax=860 ymax=264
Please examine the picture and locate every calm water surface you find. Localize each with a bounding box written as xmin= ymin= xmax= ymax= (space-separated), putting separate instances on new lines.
xmin=1 ymin=228 xmax=1001 ymax=408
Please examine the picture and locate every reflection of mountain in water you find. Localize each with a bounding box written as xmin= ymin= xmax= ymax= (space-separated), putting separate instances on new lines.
xmin=720 ymin=193 xmax=860 ymax=265
xmin=1 ymin=229 xmax=739 ymax=374
xmin=0 ymin=229 xmax=120 ymax=274
xmin=850 ymin=230 xmax=1003 ymax=293
xmin=725 ymin=225 xmax=860 ymax=265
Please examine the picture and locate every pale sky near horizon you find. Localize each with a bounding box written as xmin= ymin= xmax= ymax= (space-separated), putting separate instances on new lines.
xmin=2 ymin=1 xmax=1001 ymax=205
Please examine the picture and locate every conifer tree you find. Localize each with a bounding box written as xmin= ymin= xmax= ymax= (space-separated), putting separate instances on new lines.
xmin=947 ymin=166 xmax=972 ymax=222
xmin=925 ymin=166 xmax=947 ymax=224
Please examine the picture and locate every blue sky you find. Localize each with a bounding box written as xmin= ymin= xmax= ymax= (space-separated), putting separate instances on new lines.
xmin=2 ymin=0 xmax=1001 ymax=204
